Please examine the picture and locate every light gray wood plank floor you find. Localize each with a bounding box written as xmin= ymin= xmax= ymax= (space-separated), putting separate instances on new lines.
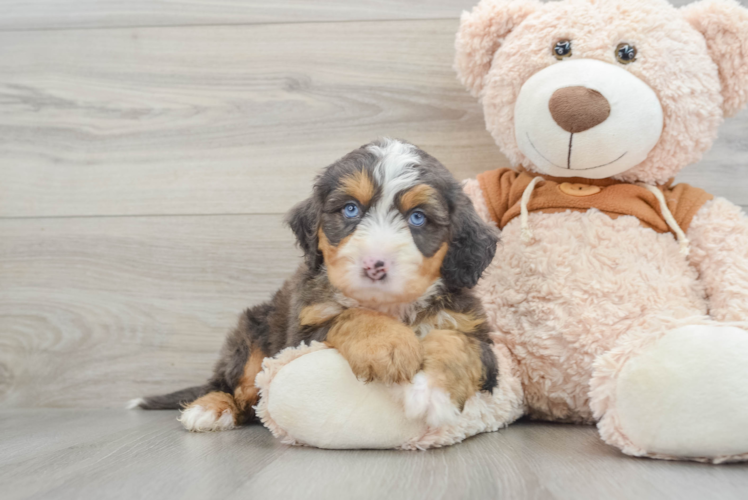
xmin=2 ymin=410 xmax=748 ymax=500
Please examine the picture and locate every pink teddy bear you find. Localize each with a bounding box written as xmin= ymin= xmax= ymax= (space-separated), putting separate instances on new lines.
xmin=257 ymin=0 xmax=748 ymax=463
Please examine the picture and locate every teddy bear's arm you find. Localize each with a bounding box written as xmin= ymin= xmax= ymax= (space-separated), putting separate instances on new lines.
xmin=688 ymin=197 xmax=748 ymax=321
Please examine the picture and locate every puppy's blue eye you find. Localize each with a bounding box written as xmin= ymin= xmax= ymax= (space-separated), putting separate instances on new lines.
xmin=409 ymin=211 xmax=426 ymax=227
xmin=343 ymin=203 xmax=360 ymax=219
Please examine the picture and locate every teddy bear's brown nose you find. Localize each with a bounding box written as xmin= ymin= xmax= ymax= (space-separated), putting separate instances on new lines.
xmin=549 ymin=86 xmax=611 ymax=134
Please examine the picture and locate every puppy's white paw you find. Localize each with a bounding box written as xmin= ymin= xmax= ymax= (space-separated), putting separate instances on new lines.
xmin=403 ymin=372 xmax=460 ymax=428
xmin=178 ymin=405 xmax=236 ymax=432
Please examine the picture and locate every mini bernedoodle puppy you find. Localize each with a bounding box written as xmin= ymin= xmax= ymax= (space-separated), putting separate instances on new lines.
xmin=132 ymin=138 xmax=499 ymax=431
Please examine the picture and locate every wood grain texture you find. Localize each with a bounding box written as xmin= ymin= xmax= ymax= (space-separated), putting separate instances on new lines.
xmin=0 ymin=0 xmax=710 ymax=31
xmin=0 ymin=0 xmax=479 ymax=31
xmin=1 ymin=411 xmax=747 ymax=500
xmin=0 ymin=19 xmax=507 ymax=219
xmin=0 ymin=214 xmax=298 ymax=408
xmin=2 ymin=14 xmax=747 ymax=219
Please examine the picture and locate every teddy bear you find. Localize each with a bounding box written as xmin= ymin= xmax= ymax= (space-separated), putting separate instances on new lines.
xmin=253 ymin=0 xmax=748 ymax=463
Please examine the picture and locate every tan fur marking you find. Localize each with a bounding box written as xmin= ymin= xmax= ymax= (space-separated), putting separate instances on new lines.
xmin=327 ymin=308 xmax=422 ymax=384
xmin=318 ymin=230 xmax=354 ymax=291
xmin=450 ymin=312 xmax=485 ymax=333
xmin=399 ymin=184 xmax=437 ymax=213
xmin=413 ymin=310 xmax=486 ymax=337
xmin=421 ymin=329 xmax=483 ymax=410
xmin=420 ymin=310 xmax=485 ymax=334
xmin=233 ymin=349 xmax=265 ymax=420
xmin=400 ymin=242 xmax=448 ymax=302
xmin=299 ymin=302 xmax=344 ymax=327
xmin=341 ymin=170 xmax=375 ymax=206
xmin=185 ymin=391 xmax=239 ymax=424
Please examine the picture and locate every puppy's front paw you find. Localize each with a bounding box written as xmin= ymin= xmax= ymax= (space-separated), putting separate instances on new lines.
xmin=178 ymin=392 xmax=238 ymax=432
xmin=327 ymin=308 xmax=422 ymax=385
xmin=345 ymin=331 xmax=422 ymax=385
xmin=403 ymin=372 xmax=460 ymax=427
xmin=412 ymin=329 xmax=486 ymax=420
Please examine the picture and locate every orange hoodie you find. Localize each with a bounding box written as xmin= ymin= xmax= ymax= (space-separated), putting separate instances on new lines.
xmin=477 ymin=168 xmax=713 ymax=235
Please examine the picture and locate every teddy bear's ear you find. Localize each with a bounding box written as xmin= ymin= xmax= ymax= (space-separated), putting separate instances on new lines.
xmin=455 ymin=0 xmax=541 ymax=97
xmin=682 ymin=0 xmax=748 ymax=117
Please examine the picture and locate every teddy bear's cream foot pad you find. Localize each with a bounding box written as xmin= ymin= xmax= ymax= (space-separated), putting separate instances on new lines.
xmin=263 ymin=348 xmax=427 ymax=449
xmin=613 ymin=325 xmax=748 ymax=460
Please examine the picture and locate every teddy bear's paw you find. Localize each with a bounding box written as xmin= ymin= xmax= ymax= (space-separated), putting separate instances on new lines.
xmin=595 ymin=324 xmax=748 ymax=460
xmin=402 ymin=372 xmax=460 ymax=428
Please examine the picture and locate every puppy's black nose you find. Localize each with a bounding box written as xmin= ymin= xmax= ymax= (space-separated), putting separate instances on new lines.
xmin=363 ymin=257 xmax=389 ymax=281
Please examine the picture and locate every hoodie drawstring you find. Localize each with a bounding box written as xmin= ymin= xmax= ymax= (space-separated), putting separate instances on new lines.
xmin=637 ymin=182 xmax=691 ymax=256
xmin=520 ymin=176 xmax=544 ymax=243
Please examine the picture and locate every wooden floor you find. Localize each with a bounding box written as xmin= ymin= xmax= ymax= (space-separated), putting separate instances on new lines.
xmin=1 ymin=410 xmax=747 ymax=500
xmin=3 ymin=0 xmax=748 ymax=498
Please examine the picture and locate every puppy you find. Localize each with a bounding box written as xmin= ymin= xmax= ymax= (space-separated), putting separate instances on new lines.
xmin=131 ymin=138 xmax=499 ymax=431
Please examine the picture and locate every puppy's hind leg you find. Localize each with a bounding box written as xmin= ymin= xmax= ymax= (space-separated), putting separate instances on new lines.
xmin=179 ymin=391 xmax=240 ymax=432
xmin=232 ymin=347 xmax=266 ymax=422
xmin=179 ymin=305 xmax=272 ymax=432
xmin=179 ymin=345 xmax=266 ymax=432
xmin=134 ymin=296 xmax=278 ymax=432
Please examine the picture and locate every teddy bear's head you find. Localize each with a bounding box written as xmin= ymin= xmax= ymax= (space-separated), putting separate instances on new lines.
xmin=456 ymin=0 xmax=748 ymax=184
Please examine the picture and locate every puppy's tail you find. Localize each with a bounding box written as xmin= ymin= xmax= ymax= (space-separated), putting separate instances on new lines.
xmin=127 ymin=384 xmax=214 ymax=410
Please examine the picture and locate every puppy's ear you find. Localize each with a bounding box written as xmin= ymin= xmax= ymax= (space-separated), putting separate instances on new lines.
xmin=286 ymin=197 xmax=323 ymax=270
xmin=455 ymin=0 xmax=541 ymax=97
xmin=441 ymin=194 xmax=499 ymax=290
xmin=682 ymin=0 xmax=748 ymax=117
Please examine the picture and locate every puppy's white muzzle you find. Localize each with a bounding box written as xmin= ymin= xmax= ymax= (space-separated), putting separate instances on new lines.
xmin=515 ymin=58 xmax=663 ymax=179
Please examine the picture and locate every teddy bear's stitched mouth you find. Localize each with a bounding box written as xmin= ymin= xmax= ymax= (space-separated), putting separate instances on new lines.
xmin=526 ymin=132 xmax=628 ymax=171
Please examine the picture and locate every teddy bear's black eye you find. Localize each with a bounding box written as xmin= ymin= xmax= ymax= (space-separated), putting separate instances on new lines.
xmin=616 ymin=43 xmax=637 ymax=64
xmin=553 ymin=40 xmax=572 ymax=60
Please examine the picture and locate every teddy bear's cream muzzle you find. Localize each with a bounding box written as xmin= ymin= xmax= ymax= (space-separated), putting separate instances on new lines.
xmin=515 ymin=58 xmax=664 ymax=180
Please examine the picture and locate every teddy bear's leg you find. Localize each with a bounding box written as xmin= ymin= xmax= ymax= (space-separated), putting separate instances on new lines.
xmin=255 ymin=340 xmax=524 ymax=450
xmin=590 ymin=322 xmax=748 ymax=463
xmin=260 ymin=348 xmax=428 ymax=449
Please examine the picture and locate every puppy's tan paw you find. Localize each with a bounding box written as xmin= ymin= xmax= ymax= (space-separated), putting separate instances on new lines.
xmin=328 ymin=308 xmax=422 ymax=385
xmin=347 ymin=332 xmax=422 ymax=385
xmin=419 ymin=329 xmax=484 ymax=411
xmin=178 ymin=392 xmax=238 ymax=432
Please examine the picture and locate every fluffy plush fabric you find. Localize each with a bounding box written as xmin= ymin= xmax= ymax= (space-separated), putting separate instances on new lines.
xmin=464 ymin=186 xmax=708 ymax=422
xmin=455 ymin=0 xmax=541 ymax=97
xmin=590 ymin=322 xmax=748 ymax=464
xmin=683 ymin=0 xmax=748 ymax=117
xmin=452 ymin=1 xmax=748 ymax=462
xmin=255 ymin=341 xmax=524 ymax=450
xmin=688 ymin=197 xmax=748 ymax=321
xmin=455 ymin=0 xmax=748 ymax=184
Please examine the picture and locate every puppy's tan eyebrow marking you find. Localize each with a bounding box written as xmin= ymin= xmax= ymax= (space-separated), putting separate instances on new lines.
xmin=399 ymin=184 xmax=437 ymax=212
xmin=340 ymin=170 xmax=375 ymax=206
